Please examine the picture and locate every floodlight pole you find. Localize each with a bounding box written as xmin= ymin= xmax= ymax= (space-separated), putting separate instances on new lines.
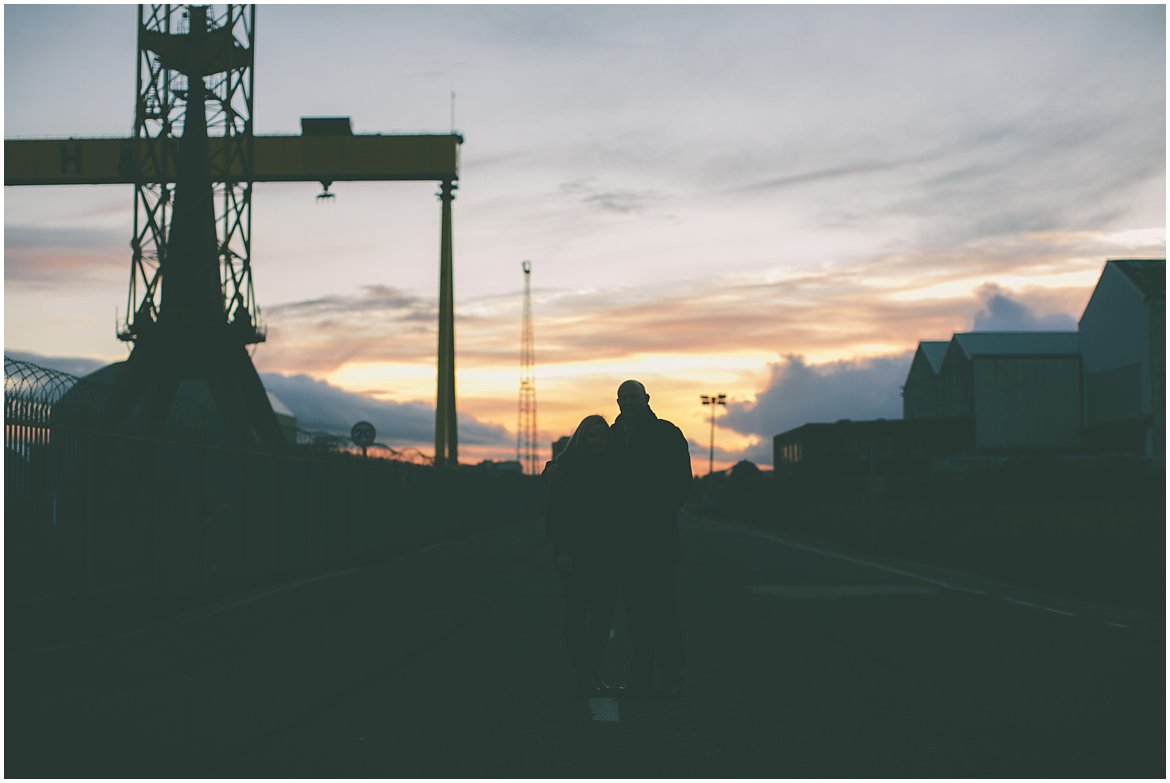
xmin=700 ymin=393 xmax=727 ymax=476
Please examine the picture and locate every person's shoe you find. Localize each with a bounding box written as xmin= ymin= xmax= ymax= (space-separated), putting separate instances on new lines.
xmin=590 ymin=676 xmax=617 ymax=694
xmin=589 ymin=674 xmax=627 ymax=692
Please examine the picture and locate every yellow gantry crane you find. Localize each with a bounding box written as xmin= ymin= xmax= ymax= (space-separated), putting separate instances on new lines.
xmin=4 ymin=4 xmax=462 ymax=464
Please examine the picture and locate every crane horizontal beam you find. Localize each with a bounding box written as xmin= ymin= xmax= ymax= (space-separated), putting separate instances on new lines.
xmin=3 ymin=133 xmax=461 ymax=186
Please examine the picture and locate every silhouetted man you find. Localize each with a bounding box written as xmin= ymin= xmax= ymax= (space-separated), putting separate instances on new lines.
xmin=609 ymin=379 xmax=693 ymax=695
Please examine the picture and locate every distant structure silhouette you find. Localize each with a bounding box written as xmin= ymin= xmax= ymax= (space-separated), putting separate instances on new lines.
xmin=517 ymin=261 xmax=539 ymax=475
xmin=774 ymin=257 xmax=1166 ymax=470
xmin=902 ymin=259 xmax=1165 ymax=457
xmin=102 ymin=4 xmax=283 ymax=445
xmin=4 ymin=3 xmax=464 ymax=454
xmin=1079 ymin=259 xmax=1165 ymax=457
xmin=700 ymin=393 xmax=727 ymax=475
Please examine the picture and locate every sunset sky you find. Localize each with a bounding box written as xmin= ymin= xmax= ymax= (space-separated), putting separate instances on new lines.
xmin=4 ymin=4 xmax=1166 ymax=469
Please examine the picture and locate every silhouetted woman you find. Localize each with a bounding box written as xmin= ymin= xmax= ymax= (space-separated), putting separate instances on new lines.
xmin=545 ymin=414 xmax=621 ymax=696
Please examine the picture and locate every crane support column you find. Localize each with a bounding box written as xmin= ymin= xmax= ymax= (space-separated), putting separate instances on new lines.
xmin=435 ymin=179 xmax=458 ymax=467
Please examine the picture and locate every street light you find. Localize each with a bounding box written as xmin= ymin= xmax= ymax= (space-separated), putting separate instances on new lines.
xmin=700 ymin=393 xmax=727 ymax=476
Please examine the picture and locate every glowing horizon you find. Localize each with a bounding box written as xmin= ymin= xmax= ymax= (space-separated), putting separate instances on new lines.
xmin=4 ymin=5 xmax=1165 ymax=471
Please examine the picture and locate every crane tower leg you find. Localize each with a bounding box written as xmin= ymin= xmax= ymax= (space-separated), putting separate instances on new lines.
xmin=435 ymin=179 xmax=458 ymax=467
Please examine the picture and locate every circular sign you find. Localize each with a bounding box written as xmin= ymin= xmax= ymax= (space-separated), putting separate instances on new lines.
xmin=350 ymin=421 xmax=376 ymax=447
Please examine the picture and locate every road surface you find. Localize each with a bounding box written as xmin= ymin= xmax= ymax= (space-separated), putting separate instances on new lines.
xmin=7 ymin=509 xmax=1164 ymax=777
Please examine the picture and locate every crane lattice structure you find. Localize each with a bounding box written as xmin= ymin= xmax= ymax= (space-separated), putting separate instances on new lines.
xmin=124 ymin=4 xmax=261 ymax=346
xmin=517 ymin=260 xmax=538 ymax=475
xmin=4 ymin=4 xmax=464 ymax=462
xmin=104 ymin=3 xmax=282 ymax=445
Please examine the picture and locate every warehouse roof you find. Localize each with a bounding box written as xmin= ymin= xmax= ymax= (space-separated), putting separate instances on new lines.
xmin=1110 ymin=259 xmax=1165 ymax=301
xmin=951 ymin=331 xmax=1080 ymax=359
xmin=916 ymin=341 xmax=949 ymax=373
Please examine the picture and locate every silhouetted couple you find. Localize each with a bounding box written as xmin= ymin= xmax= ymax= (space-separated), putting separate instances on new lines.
xmin=545 ymin=379 xmax=693 ymax=698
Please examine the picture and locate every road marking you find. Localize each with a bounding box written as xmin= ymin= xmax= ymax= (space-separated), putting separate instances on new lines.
xmin=745 ymin=584 xmax=937 ymax=599
xmin=588 ymin=697 xmax=620 ymax=722
xmin=32 ymin=626 xmax=148 ymax=654
xmin=691 ymin=513 xmax=980 ymax=594
xmin=997 ymin=597 xmax=1075 ymax=616
xmin=687 ymin=513 xmax=1100 ymax=621
xmin=179 ymin=568 xmax=359 ymax=623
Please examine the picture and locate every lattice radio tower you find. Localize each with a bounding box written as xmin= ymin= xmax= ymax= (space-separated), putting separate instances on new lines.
xmin=517 ymin=261 xmax=538 ymax=475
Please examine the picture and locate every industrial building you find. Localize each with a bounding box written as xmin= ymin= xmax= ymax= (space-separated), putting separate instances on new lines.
xmin=901 ymin=341 xmax=949 ymax=419
xmin=902 ymin=332 xmax=1083 ymax=452
xmin=773 ymin=417 xmax=972 ymax=473
xmin=1079 ymin=259 xmax=1165 ymax=457
xmin=775 ymin=258 xmax=1165 ymax=469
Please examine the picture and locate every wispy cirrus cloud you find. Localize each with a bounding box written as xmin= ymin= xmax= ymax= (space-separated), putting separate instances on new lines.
xmin=258 ymin=285 xmax=442 ymax=372
xmin=558 ymin=178 xmax=673 ymax=216
xmin=5 ymin=225 xmax=126 ymax=285
xmin=723 ymin=150 xmax=948 ymax=196
xmin=254 ymin=229 xmax=1117 ymax=382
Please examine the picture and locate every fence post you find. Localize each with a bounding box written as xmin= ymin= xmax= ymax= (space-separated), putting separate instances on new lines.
xmin=84 ymin=419 xmax=94 ymax=597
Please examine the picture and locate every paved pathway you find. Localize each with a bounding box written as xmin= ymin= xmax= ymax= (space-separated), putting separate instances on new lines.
xmin=7 ymin=510 xmax=1164 ymax=777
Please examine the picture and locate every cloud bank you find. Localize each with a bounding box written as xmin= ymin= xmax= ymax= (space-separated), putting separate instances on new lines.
xmin=2 ymin=350 xmax=511 ymax=452
xmin=4 ymin=225 xmax=127 ymax=286
xmin=259 ymin=372 xmax=510 ymax=447
xmin=4 ymin=350 xmax=108 ymax=377
xmin=972 ymin=283 xmax=1077 ymax=331
xmin=722 ymin=354 xmax=912 ymax=447
xmin=717 ymin=285 xmax=1082 ymax=465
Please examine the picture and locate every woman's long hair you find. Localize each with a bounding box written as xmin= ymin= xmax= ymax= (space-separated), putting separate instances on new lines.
xmin=558 ymin=414 xmax=609 ymax=463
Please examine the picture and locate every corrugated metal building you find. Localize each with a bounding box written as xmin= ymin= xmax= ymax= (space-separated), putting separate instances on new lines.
xmin=777 ymin=258 xmax=1164 ymax=466
xmin=1079 ymin=259 xmax=1166 ymax=456
xmin=902 ymin=332 xmax=1082 ymax=452
xmin=902 ymin=341 xmax=948 ymax=418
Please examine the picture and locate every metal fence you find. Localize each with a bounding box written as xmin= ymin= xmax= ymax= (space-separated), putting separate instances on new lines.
xmin=5 ymin=357 xmax=82 ymax=496
xmin=4 ymin=356 xmax=540 ymax=627
xmin=4 ymin=355 xmax=430 ymax=471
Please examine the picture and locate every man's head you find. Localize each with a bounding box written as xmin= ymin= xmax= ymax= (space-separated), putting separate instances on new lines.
xmin=616 ymin=379 xmax=650 ymax=418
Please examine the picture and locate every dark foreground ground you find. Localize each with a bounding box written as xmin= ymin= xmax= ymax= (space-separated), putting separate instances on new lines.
xmin=6 ymin=509 xmax=1164 ymax=778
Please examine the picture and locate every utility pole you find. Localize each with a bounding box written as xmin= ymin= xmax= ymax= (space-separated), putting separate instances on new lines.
xmin=517 ymin=261 xmax=538 ymax=475
xmin=700 ymin=393 xmax=726 ymax=476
